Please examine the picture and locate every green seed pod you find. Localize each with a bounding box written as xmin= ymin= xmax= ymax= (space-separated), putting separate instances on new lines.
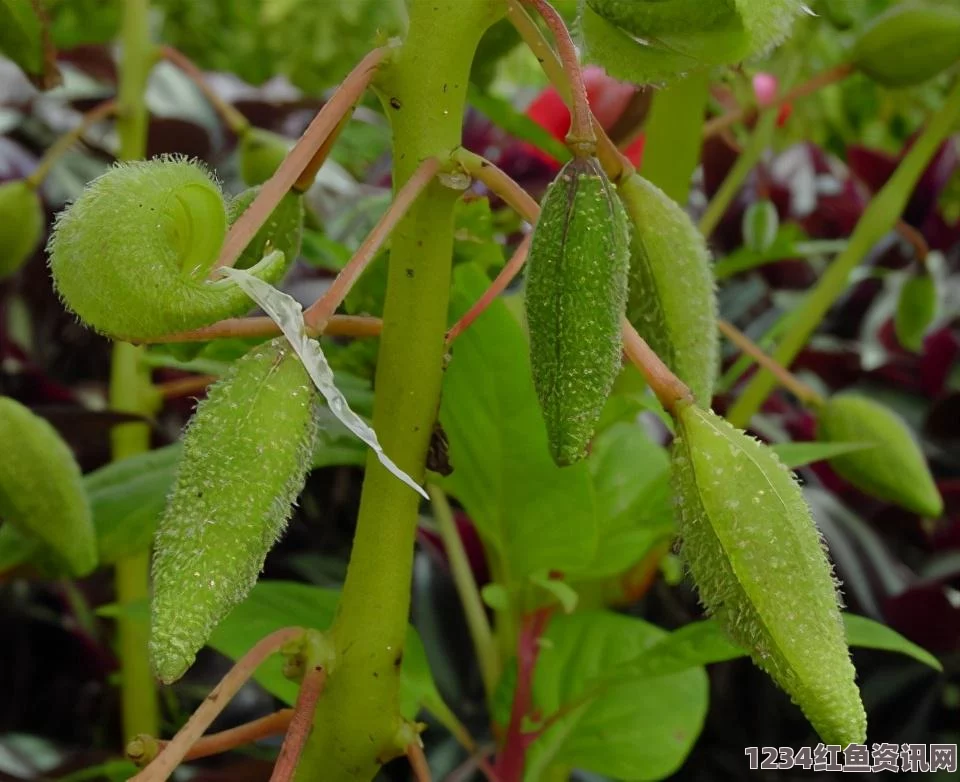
xmin=525 ymin=156 xmax=630 ymax=466
xmin=671 ymin=402 xmax=865 ymax=746
xmin=617 ymin=173 xmax=718 ymax=406
xmin=239 ymin=127 xmax=292 ymax=187
xmin=742 ymin=199 xmax=779 ymax=254
xmin=852 ymin=4 xmax=960 ymax=88
xmin=0 ymin=180 xmax=44 ymax=278
xmin=0 ymin=397 xmax=96 ymax=576
xmin=150 ymin=338 xmax=320 ymax=684
xmin=895 ymin=273 xmax=936 ymax=354
xmin=47 ymin=157 xmax=289 ymax=341
xmin=816 ymin=394 xmax=943 ymax=517
xmin=229 ymin=188 xmax=304 ymax=272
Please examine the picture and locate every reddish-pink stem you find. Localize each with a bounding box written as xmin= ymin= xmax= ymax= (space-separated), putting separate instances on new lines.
xmin=407 ymin=741 xmax=433 ymax=782
xmin=495 ymin=607 xmax=554 ymax=782
xmin=522 ymin=0 xmax=595 ymax=152
xmin=211 ymin=48 xmax=386 ymax=274
xmin=620 ymin=317 xmax=692 ymax=414
xmin=131 ymin=628 xmax=306 ymax=782
xmin=269 ymin=666 xmax=328 ymax=782
xmin=136 ymin=314 xmax=383 ymax=345
xmin=447 ymin=234 xmax=531 ymax=343
xmin=303 ymin=157 xmax=440 ymax=330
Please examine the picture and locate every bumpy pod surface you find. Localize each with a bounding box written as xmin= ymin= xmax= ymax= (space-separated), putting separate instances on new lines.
xmin=525 ymin=156 xmax=630 ymax=466
xmin=817 ymin=394 xmax=942 ymax=517
xmin=47 ymin=158 xmax=288 ymax=341
xmin=150 ymin=338 xmax=320 ymax=684
xmin=0 ymin=180 xmax=44 ymax=278
xmin=618 ymin=174 xmax=718 ymax=406
xmin=229 ymin=188 xmax=304 ymax=272
xmin=852 ymin=4 xmax=960 ymax=88
xmin=671 ymin=403 xmax=865 ymax=746
xmin=0 ymin=398 xmax=96 ymax=576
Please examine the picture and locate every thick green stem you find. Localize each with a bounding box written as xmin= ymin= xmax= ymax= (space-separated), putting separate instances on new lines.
xmin=727 ymin=77 xmax=960 ymax=428
xmin=112 ymin=0 xmax=158 ymax=743
xmin=640 ymin=72 xmax=709 ymax=204
xmin=295 ymin=3 xmax=501 ymax=779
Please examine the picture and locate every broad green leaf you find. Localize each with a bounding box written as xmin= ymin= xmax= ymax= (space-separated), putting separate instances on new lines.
xmin=577 ymin=422 xmax=674 ymax=578
xmin=0 ymin=522 xmax=40 ymax=573
xmin=208 ymin=580 xmax=445 ymax=720
xmin=771 ymin=440 xmax=876 ymax=469
xmin=609 ymin=614 xmax=942 ymax=685
xmin=440 ymin=264 xmax=598 ymax=581
xmin=0 ymin=0 xmax=53 ymax=87
xmin=526 ymin=611 xmax=708 ymax=781
xmin=86 ymin=444 xmax=181 ymax=564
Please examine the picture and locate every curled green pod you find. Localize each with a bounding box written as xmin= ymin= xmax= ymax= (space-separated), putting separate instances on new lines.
xmin=150 ymin=338 xmax=320 ymax=684
xmin=525 ymin=156 xmax=630 ymax=466
xmin=617 ymin=173 xmax=718 ymax=405
xmin=229 ymin=188 xmax=304 ymax=272
xmin=239 ymin=127 xmax=292 ymax=187
xmin=0 ymin=180 xmax=44 ymax=278
xmin=816 ymin=394 xmax=943 ymax=517
xmin=0 ymin=397 xmax=96 ymax=576
xmin=671 ymin=402 xmax=865 ymax=746
xmin=852 ymin=4 xmax=960 ymax=88
xmin=47 ymin=157 xmax=289 ymax=341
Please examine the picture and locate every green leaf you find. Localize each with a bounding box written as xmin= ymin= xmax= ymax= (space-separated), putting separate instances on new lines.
xmin=844 ymin=614 xmax=942 ymax=672
xmin=577 ymin=422 xmax=674 ymax=578
xmin=208 ymin=580 xmax=446 ymax=719
xmin=0 ymin=0 xmax=54 ymax=87
xmin=771 ymin=440 xmax=876 ymax=469
xmin=610 ymin=614 xmax=942 ymax=685
xmin=526 ymin=611 xmax=708 ymax=781
xmin=440 ymin=264 xmax=598 ymax=581
xmin=530 ymin=573 xmax=580 ymax=613
xmin=85 ymin=444 xmax=181 ymax=564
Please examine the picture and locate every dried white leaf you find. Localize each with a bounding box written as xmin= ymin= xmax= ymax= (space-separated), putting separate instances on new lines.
xmin=219 ymin=265 xmax=428 ymax=499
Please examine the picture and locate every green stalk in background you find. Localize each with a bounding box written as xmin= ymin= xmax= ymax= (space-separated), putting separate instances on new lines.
xmin=111 ymin=0 xmax=159 ymax=743
xmin=296 ymin=2 xmax=501 ymax=779
xmin=698 ymin=108 xmax=778 ymax=237
xmin=727 ymin=77 xmax=960 ymax=428
xmin=641 ymin=72 xmax=709 ymax=203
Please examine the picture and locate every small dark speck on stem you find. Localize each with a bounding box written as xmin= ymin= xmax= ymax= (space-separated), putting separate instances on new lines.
xmin=405 ymin=268 xmax=415 ymax=278
xmin=390 ymin=97 xmax=402 ymax=110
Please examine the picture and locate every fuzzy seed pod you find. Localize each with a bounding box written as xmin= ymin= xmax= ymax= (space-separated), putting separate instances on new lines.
xmin=816 ymin=394 xmax=943 ymax=517
xmin=229 ymin=188 xmax=304 ymax=272
xmin=525 ymin=156 xmax=630 ymax=466
xmin=47 ymin=157 xmax=289 ymax=341
xmin=0 ymin=180 xmax=44 ymax=278
xmin=617 ymin=174 xmax=718 ymax=406
xmin=238 ymin=128 xmax=293 ymax=187
xmin=852 ymin=4 xmax=960 ymax=88
xmin=671 ymin=402 xmax=865 ymax=746
xmin=0 ymin=397 xmax=96 ymax=576
xmin=150 ymin=338 xmax=320 ymax=684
